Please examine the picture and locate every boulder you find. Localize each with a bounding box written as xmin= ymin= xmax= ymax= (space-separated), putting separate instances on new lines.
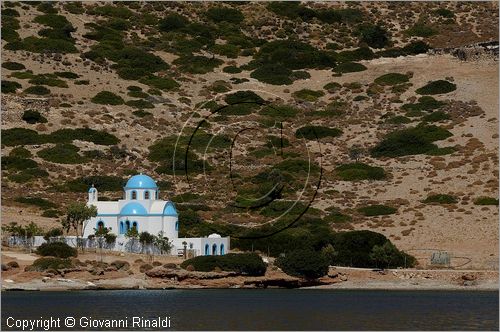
xmin=461 ymin=273 xmax=477 ymax=281
xmin=140 ymin=263 xmax=153 ymax=273
xmin=7 ymin=261 xmax=19 ymax=269
xmin=110 ymin=260 xmax=130 ymax=271
xmin=1 ymin=264 xmax=9 ymax=271
xmin=163 ymin=263 xmax=178 ymax=269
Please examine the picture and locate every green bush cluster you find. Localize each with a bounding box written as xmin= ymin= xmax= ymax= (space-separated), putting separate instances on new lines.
xmin=371 ymin=124 xmax=453 ymax=157
xmin=22 ymin=110 xmax=47 ymax=124
xmin=173 ymin=54 xmax=224 ymax=74
xmin=275 ymin=249 xmax=329 ymax=279
xmin=2 ymin=61 xmax=25 ymax=70
xmin=357 ymin=24 xmax=390 ymax=48
xmin=473 ymin=197 xmax=499 ymax=206
xmin=15 ymin=197 xmax=57 ymax=210
xmin=292 ymin=89 xmax=325 ymax=102
xmin=36 ymin=242 xmax=77 ymax=258
xmin=358 ymin=204 xmax=397 ymax=216
xmin=333 ymin=62 xmax=367 ymax=73
xmin=416 ymin=80 xmax=457 ymax=95
xmin=402 ymin=96 xmax=446 ymax=113
xmin=30 ymin=257 xmax=73 ymax=271
xmin=91 ymin=91 xmax=124 ymax=105
xmin=422 ymin=111 xmax=451 ymax=122
xmin=63 ymin=175 xmax=125 ymax=192
xmin=2 ymin=156 xmax=48 ymax=183
xmin=406 ymin=23 xmax=437 ymax=37
xmin=2 ymin=127 xmax=119 ymax=147
xmin=249 ymin=40 xmax=336 ymax=85
xmin=335 ymin=163 xmax=386 ymax=181
xmin=2 ymin=80 xmax=21 ymax=93
xmin=38 ymin=144 xmax=87 ymax=164
xmin=206 ymin=6 xmax=244 ymax=24
xmin=374 ymin=73 xmax=409 ymax=86
xmin=423 ymin=194 xmax=458 ymax=204
xmin=268 ymin=2 xmax=363 ymax=24
xmin=295 ymin=125 xmax=342 ymax=140
xmin=24 ymin=85 xmax=50 ymax=95
xmin=180 ymin=253 xmax=266 ymax=276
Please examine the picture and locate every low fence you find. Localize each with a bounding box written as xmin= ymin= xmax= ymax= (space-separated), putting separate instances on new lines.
xmin=4 ymin=235 xmax=186 ymax=256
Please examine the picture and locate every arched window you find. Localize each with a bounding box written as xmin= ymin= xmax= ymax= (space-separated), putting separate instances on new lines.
xmin=120 ymin=221 xmax=124 ymax=234
xmin=212 ymin=243 xmax=218 ymax=256
xmin=175 ymin=221 xmax=179 ymax=231
xmin=125 ymin=220 xmax=130 ymax=231
xmin=144 ymin=191 xmax=150 ymax=200
xmin=132 ymin=221 xmax=138 ymax=231
xmin=205 ymin=244 xmax=210 ymax=256
xmin=131 ymin=191 xmax=137 ymax=200
xmin=220 ymin=244 xmax=225 ymax=255
xmin=97 ymin=221 xmax=104 ymax=231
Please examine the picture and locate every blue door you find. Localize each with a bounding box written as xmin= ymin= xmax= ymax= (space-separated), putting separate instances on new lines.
xmin=205 ymin=244 xmax=210 ymax=256
xmin=220 ymin=244 xmax=225 ymax=255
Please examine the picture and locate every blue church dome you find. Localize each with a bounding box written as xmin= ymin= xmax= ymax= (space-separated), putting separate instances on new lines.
xmin=163 ymin=202 xmax=178 ymax=216
xmin=120 ymin=202 xmax=148 ymax=215
xmin=88 ymin=186 xmax=97 ymax=193
xmin=125 ymin=174 xmax=158 ymax=189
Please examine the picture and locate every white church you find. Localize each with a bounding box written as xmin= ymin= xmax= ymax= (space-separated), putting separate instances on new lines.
xmin=83 ymin=174 xmax=230 ymax=257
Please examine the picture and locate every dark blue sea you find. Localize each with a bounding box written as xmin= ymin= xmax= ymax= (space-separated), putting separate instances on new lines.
xmin=2 ymin=289 xmax=498 ymax=330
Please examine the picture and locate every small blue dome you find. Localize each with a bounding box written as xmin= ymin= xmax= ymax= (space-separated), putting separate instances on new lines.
xmin=120 ymin=202 xmax=148 ymax=215
xmin=88 ymin=187 xmax=97 ymax=193
xmin=125 ymin=174 xmax=157 ymax=189
xmin=163 ymin=202 xmax=178 ymax=216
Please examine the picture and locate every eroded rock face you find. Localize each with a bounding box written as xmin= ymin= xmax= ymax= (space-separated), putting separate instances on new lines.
xmin=145 ymin=267 xmax=239 ymax=281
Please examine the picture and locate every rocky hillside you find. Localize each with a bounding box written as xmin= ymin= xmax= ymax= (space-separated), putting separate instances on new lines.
xmin=1 ymin=1 xmax=498 ymax=269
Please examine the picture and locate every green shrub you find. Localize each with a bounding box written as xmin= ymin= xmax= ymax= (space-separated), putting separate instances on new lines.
xmin=125 ymin=99 xmax=154 ymax=109
xmin=222 ymin=66 xmax=242 ymax=74
xmin=250 ymin=64 xmax=294 ymax=85
xmin=37 ymin=144 xmax=87 ymax=164
xmin=426 ymin=147 xmax=455 ymax=156
xmin=41 ymin=209 xmax=61 ymax=218
xmin=357 ymin=24 xmax=389 ymax=48
xmin=374 ymin=73 xmax=409 ymax=86
xmin=416 ymin=80 xmax=456 ymax=95
xmin=260 ymin=105 xmax=299 ymax=119
xmin=34 ymin=14 xmax=71 ymax=29
xmin=422 ymin=111 xmax=451 ymax=122
xmin=323 ymin=208 xmax=352 ymax=224
xmin=55 ymin=71 xmax=79 ymax=79
xmin=2 ymin=156 xmax=38 ymax=171
xmin=5 ymin=36 xmax=78 ymax=53
xmin=139 ymin=75 xmax=179 ymax=91
xmin=24 ymin=85 xmax=50 ymax=95
xmin=132 ymin=110 xmax=152 ymax=118
xmin=402 ymin=96 xmax=446 ymax=112
xmin=22 ymin=110 xmax=47 ymax=124
xmin=371 ymin=125 xmax=452 ymax=157
xmin=387 ymin=115 xmax=411 ymax=124
xmin=173 ymin=55 xmax=223 ymax=74
xmin=211 ymin=44 xmax=240 ymax=58
xmin=473 ymin=197 xmax=499 ymax=206
xmin=370 ymin=241 xmax=416 ymax=268
xmin=75 ymin=80 xmax=90 ymax=85
xmin=206 ymin=6 xmax=244 ymax=23
xmin=358 ymin=204 xmax=397 ymax=216
xmin=30 ymin=257 xmax=73 ymax=271
xmin=1 ymin=128 xmax=41 ymax=146
xmin=434 ymin=8 xmax=454 ymax=18
xmin=15 ymin=196 xmax=57 ymax=210
xmin=180 ymin=253 xmax=266 ymax=276
xmin=48 ymin=128 xmax=119 ymax=145
xmin=275 ymin=249 xmax=329 ymax=279
xmin=2 ymin=80 xmax=21 ymax=93
xmin=225 ymin=90 xmax=264 ymax=104
xmin=2 ymin=61 xmax=25 ymax=70
xmin=323 ymin=82 xmax=342 ymax=92
xmin=36 ymin=242 xmax=77 ymax=258
xmin=336 ymin=47 xmax=375 ymax=62
xmin=333 ymin=62 xmax=367 ymax=73
xmin=64 ymin=175 xmax=125 ymax=192
xmin=127 ymin=90 xmax=149 ymax=98
xmin=91 ymin=91 xmax=124 ymax=105
xmin=295 ymin=125 xmax=342 ymax=140
xmin=158 ymin=13 xmax=189 ymax=31
xmin=92 ymin=4 xmax=133 ymax=18
xmin=9 ymin=146 xmax=32 ymax=158
xmin=406 ymin=23 xmax=437 ymax=37
xmin=292 ymin=89 xmax=325 ymax=102
xmin=423 ymin=194 xmax=458 ymax=204
xmin=2 ymin=8 xmax=20 ymax=17
xmin=335 ymin=163 xmax=386 ymax=181
xmin=28 ymin=74 xmax=68 ymax=88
